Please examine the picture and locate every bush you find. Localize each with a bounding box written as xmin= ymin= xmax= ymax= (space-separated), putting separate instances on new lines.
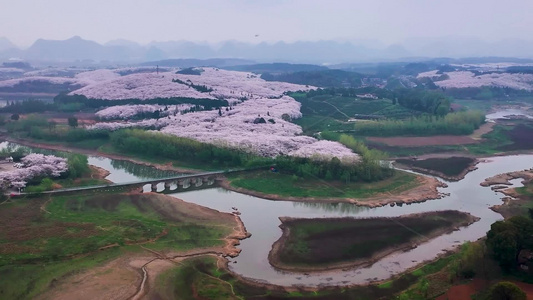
xmin=488 ymin=282 xmax=526 ymax=300
xmin=6 ymin=115 xmax=48 ymax=132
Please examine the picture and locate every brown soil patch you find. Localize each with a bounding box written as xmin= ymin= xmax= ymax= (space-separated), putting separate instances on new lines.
xmin=220 ymin=174 xmax=447 ymax=208
xmin=437 ymin=279 xmax=533 ymax=300
xmin=486 ymin=169 xmax=533 ymax=218
xmin=35 ymin=254 xmax=146 ymax=300
xmin=268 ymin=211 xmax=479 ymax=273
xmin=89 ymin=165 xmax=111 ymax=182
xmin=480 ymin=169 xmax=533 ymax=187
xmin=367 ymin=135 xmax=479 ymax=147
xmin=436 ymin=278 xmax=487 ymax=300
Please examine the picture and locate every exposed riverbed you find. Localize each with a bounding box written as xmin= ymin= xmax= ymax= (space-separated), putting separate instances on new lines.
xmin=169 ymin=155 xmax=532 ymax=286
xmin=2 ymin=141 xmax=532 ymax=287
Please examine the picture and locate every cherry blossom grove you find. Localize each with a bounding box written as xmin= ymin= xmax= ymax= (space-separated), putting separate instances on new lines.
xmin=89 ymin=96 xmax=359 ymax=160
xmin=0 ymin=154 xmax=68 ymax=188
xmin=69 ymin=68 xmax=311 ymax=102
xmin=69 ymin=67 xmax=357 ymax=160
xmin=288 ymin=140 xmax=359 ymax=163
xmin=95 ymin=104 xmax=197 ymax=120
xmin=418 ymin=70 xmax=533 ymax=91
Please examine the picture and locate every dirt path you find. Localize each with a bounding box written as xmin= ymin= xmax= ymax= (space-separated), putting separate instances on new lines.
xmin=220 ymin=174 xmax=447 ymax=208
xmin=469 ymin=122 xmax=495 ymax=140
xmin=323 ymin=101 xmax=350 ymax=119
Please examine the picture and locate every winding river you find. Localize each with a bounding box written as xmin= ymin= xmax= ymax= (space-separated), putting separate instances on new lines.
xmin=2 ymin=142 xmax=532 ymax=287
xmin=170 ymin=155 xmax=533 ymax=286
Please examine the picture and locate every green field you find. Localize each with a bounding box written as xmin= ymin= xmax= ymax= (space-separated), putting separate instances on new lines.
xmin=364 ymin=120 xmax=533 ymax=157
xmin=227 ymin=170 xmax=418 ymax=199
xmin=292 ymin=93 xmax=423 ymax=134
xmin=0 ymin=192 xmax=233 ymax=298
xmin=273 ymin=211 xmax=473 ymax=268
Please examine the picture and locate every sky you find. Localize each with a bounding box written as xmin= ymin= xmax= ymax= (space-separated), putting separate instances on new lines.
xmin=1 ymin=0 xmax=532 ymax=47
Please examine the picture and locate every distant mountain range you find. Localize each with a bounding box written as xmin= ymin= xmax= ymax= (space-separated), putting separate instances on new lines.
xmin=1 ymin=36 xmax=533 ymax=65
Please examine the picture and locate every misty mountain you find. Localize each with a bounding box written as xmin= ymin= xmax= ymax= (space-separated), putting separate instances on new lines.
xmin=140 ymin=58 xmax=255 ymax=68
xmin=0 ymin=37 xmax=16 ymax=52
xmin=1 ymin=36 xmax=533 ymax=65
xmin=225 ymin=63 xmax=328 ymax=74
xmin=401 ymin=37 xmax=533 ymax=58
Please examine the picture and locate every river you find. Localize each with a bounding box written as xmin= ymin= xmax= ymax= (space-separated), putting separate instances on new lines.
xmin=2 ymin=141 xmax=532 ymax=287
xmin=168 ymin=155 xmax=533 ymax=286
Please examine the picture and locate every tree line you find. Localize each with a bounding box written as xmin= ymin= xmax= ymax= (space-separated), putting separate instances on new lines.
xmin=351 ymin=111 xmax=485 ymax=136
xmin=0 ymin=94 xmax=229 ymax=115
xmin=109 ymin=129 xmax=394 ymax=182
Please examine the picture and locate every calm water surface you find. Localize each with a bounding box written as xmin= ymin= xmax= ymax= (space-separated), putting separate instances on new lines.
xmin=169 ymin=155 xmax=532 ymax=286
xmin=2 ymin=141 xmax=532 ymax=286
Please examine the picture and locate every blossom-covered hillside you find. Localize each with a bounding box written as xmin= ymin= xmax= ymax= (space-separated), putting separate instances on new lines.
xmin=95 ymin=104 xmax=196 ymax=120
xmin=84 ymin=68 xmax=359 ymax=160
xmin=69 ymin=68 xmax=311 ymax=102
xmin=418 ymin=70 xmax=533 ymax=91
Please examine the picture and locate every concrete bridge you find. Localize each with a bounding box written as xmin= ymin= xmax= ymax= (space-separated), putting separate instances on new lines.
xmin=24 ymin=168 xmax=247 ymax=196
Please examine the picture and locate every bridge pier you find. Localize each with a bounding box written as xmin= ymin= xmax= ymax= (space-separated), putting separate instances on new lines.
xmin=181 ymin=179 xmax=190 ymax=189
xmin=151 ymin=183 xmax=158 ymax=192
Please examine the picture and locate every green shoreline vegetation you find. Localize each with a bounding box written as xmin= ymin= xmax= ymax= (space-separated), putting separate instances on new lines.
xmin=3 ymin=113 xmax=396 ymax=183
xmin=227 ymin=170 xmax=417 ymax=199
xmin=350 ymin=110 xmax=485 ymax=137
xmin=149 ymin=244 xmax=482 ymax=300
xmin=0 ymin=192 xmax=234 ymax=299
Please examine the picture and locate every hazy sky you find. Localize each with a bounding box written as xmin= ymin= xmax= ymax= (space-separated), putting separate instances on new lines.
xmin=1 ymin=0 xmax=532 ymax=47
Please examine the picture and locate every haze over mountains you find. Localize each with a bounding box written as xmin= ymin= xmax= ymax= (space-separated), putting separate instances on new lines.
xmin=1 ymin=36 xmax=533 ymax=65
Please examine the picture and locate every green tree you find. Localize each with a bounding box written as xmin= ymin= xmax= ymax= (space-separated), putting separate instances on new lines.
xmin=417 ymin=278 xmax=429 ymax=299
xmin=48 ymin=120 xmax=57 ymax=132
xmin=67 ymin=116 xmax=78 ymax=128
xmin=10 ymin=113 xmax=19 ymax=121
xmin=486 ymin=216 xmax=533 ymax=270
xmin=488 ymin=281 xmax=526 ymax=300
xmin=66 ymin=154 xmax=90 ymax=179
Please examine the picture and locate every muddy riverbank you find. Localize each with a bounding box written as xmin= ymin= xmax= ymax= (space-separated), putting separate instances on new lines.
xmin=268 ymin=211 xmax=479 ymax=273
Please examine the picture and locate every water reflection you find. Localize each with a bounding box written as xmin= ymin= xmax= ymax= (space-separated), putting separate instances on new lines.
xmin=0 ymin=141 xmax=183 ymax=184
xmin=293 ymin=201 xmax=371 ymax=214
xmin=109 ymin=158 xmax=181 ymax=180
xmin=486 ymin=108 xmax=533 ymax=120
xmin=175 ymin=155 xmax=533 ymax=287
